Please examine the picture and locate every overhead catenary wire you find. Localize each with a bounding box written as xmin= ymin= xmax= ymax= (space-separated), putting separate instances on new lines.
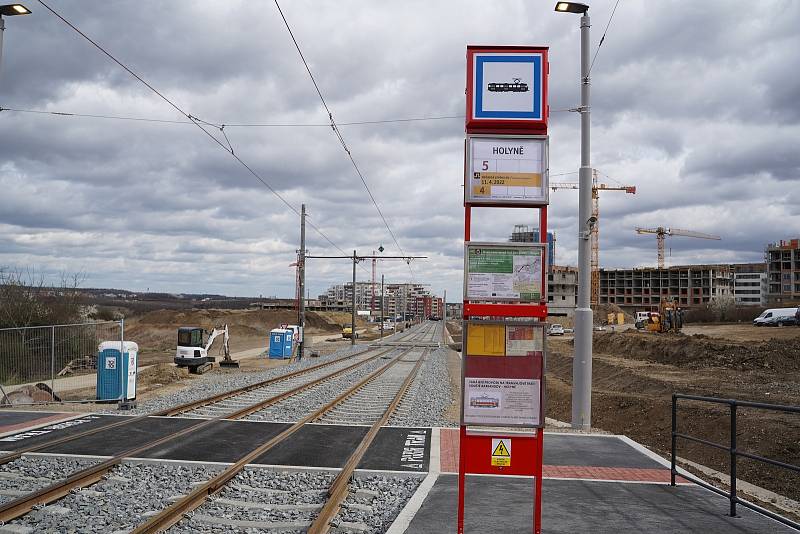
xmin=588 ymin=0 xmax=622 ymax=75
xmin=33 ymin=0 xmax=352 ymax=260
xmin=0 ymin=107 xmax=573 ymax=127
xmin=274 ymin=0 xmax=449 ymax=282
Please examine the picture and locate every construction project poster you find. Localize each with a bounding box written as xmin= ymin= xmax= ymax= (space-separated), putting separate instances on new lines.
xmin=465 ymin=244 xmax=544 ymax=302
xmin=463 ymin=377 xmax=541 ymax=427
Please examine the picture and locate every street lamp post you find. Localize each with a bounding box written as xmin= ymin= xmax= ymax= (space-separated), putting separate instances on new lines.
xmin=0 ymin=4 xmax=31 ymax=78
xmin=555 ymin=1 xmax=594 ymax=430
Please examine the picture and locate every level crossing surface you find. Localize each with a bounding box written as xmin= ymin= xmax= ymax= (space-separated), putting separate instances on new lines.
xmin=0 ymin=412 xmax=430 ymax=472
xmin=0 ymin=417 xmax=793 ymax=532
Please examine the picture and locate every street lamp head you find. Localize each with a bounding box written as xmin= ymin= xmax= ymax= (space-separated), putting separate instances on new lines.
xmin=554 ymin=2 xmax=589 ymax=14
xmin=0 ymin=4 xmax=31 ymax=16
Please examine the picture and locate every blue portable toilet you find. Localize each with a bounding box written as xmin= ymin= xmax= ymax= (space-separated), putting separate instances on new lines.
xmin=96 ymin=341 xmax=138 ymax=401
xmin=269 ymin=329 xmax=293 ymax=359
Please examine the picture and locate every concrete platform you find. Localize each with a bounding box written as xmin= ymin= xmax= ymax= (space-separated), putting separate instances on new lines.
xmin=391 ymin=429 xmax=795 ymax=533
xmin=0 ymin=412 xmax=430 ymax=472
xmin=403 ymin=475 xmax=793 ymax=533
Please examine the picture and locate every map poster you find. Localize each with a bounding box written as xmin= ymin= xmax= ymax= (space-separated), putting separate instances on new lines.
xmin=465 ymin=243 xmax=545 ymax=302
xmin=463 ymin=377 xmax=541 ymax=426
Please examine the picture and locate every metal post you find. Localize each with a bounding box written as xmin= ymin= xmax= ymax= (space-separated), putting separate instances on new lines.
xmin=119 ymin=318 xmax=125 ymax=406
xmin=298 ymin=204 xmax=306 ymax=360
xmin=572 ymin=11 xmax=594 ymax=430
xmin=730 ymin=402 xmax=737 ymax=517
xmin=442 ymin=290 xmax=447 ymax=343
xmin=50 ymin=325 xmax=55 ymax=401
xmin=351 ymin=250 xmax=357 ymax=346
xmin=671 ymin=394 xmax=677 ymax=486
xmin=380 ymin=274 xmax=385 ymax=339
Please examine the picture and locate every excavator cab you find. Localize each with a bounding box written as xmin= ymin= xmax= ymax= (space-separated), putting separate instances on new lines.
xmin=177 ymin=327 xmax=204 ymax=350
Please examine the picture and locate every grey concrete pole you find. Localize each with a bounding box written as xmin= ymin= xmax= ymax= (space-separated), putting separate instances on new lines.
xmin=351 ymin=250 xmax=357 ymax=346
xmin=298 ymin=204 xmax=306 ymax=359
xmin=572 ymin=12 xmax=594 ymax=430
xmin=380 ymin=274 xmax=384 ymax=339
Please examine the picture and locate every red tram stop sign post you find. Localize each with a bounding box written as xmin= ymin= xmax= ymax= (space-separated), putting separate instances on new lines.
xmin=459 ymin=44 xmax=550 ymax=534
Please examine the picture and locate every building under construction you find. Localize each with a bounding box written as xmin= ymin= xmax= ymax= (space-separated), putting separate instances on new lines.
xmin=599 ymin=264 xmax=733 ymax=312
xmin=767 ymin=239 xmax=800 ymax=306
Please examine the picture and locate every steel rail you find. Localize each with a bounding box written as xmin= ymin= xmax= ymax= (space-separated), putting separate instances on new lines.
xmin=308 ymin=347 xmax=428 ymax=533
xmin=0 ymin=346 xmax=368 ymax=466
xmin=0 ymin=346 xmax=397 ymax=522
xmin=130 ymin=346 xmax=415 ymax=534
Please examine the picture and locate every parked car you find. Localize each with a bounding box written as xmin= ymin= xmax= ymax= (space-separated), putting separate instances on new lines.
xmin=763 ymin=315 xmax=798 ymax=327
xmin=563 ymin=327 xmax=574 ymax=334
xmin=593 ymin=325 xmax=607 ymax=331
xmin=548 ymin=324 xmax=565 ymax=336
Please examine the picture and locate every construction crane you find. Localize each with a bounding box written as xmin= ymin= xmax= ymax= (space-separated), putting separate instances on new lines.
xmin=550 ymin=170 xmax=636 ymax=306
xmin=635 ymin=227 xmax=721 ymax=268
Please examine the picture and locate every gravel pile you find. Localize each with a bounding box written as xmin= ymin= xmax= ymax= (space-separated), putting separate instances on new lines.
xmin=96 ymin=345 xmax=370 ymax=416
xmin=334 ymin=474 xmax=423 ymax=533
xmin=388 ymin=347 xmax=454 ymax=427
xmin=7 ymin=461 xmax=221 ymax=533
xmin=171 ymin=468 xmax=335 ymax=533
xmin=0 ymin=456 xmax=99 ymax=505
xmin=244 ymin=354 xmax=393 ymax=422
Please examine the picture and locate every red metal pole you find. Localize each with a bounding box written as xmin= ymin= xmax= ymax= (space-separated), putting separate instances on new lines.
xmin=539 ymin=205 xmax=548 ymax=303
xmin=458 ymin=204 xmax=471 ymax=534
xmin=457 ymin=425 xmax=467 ymax=533
xmin=535 ymin=431 xmax=544 ymax=534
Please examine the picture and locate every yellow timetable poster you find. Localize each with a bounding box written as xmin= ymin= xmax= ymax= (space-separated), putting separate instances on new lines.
xmin=466 ymin=323 xmax=505 ymax=356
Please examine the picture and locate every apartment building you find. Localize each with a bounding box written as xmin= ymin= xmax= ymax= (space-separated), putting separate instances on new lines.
xmin=319 ymin=281 xmax=439 ymax=318
xmin=731 ymin=263 xmax=767 ymax=306
xmin=548 ymin=265 xmax=578 ymax=317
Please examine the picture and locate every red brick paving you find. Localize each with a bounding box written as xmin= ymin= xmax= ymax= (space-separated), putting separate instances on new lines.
xmin=437 ymin=428 xmax=687 ymax=482
xmin=0 ymin=412 xmax=73 ymax=435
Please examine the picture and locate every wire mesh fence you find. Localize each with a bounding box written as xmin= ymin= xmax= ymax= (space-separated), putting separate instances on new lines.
xmin=0 ymin=320 xmax=125 ymax=405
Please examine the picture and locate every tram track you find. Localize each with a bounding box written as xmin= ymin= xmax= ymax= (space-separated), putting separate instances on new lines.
xmin=131 ymin=346 xmax=427 ymax=534
xmin=0 ymin=345 xmax=402 ymax=523
xmin=0 ymin=322 xmax=440 ymax=531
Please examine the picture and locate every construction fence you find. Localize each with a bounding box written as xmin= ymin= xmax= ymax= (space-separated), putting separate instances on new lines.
xmin=0 ymin=320 xmax=126 ymax=405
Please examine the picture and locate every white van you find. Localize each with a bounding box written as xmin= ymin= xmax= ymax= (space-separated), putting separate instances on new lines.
xmin=753 ymin=308 xmax=797 ymax=326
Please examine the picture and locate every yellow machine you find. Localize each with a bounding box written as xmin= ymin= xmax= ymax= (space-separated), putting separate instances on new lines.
xmin=640 ymin=300 xmax=683 ymax=333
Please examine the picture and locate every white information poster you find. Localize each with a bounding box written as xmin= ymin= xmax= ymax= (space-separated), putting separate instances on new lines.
xmin=466 ymin=136 xmax=548 ymax=205
xmin=464 ymin=377 xmax=541 ymax=426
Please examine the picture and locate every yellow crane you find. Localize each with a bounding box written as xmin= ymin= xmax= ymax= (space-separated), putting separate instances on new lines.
xmin=635 ymin=227 xmax=721 ymax=268
xmin=551 ymin=170 xmax=636 ymax=306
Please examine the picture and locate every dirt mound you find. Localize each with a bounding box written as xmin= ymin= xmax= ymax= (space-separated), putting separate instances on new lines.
xmin=138 ymin=363 xmax=190 ymax=386
xmin=593 ymin=330 xmax=800 ymax=371
xmin=596 ymin=303 xmax=634 ymax=323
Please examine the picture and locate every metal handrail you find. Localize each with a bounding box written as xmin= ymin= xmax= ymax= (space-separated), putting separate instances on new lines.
xmin=671 ymin=393 xmax=800 ymax=530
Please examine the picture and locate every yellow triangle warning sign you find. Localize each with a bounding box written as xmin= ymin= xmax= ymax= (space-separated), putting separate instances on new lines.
xmin=492 ymin=440 xmax=510 ymax=457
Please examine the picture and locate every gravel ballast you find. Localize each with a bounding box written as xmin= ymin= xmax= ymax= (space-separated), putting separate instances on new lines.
xmin=169 ymin=468 xmax=422 ymax=534
xmin=0 ymin=456 xmax=99 ymax=505
xmin=97 ymin=345 xmax=370 ymax=416
xmin=389 ymin=347 xmax=454 ymax=427
xmin=6 ymin=461 xmax=221 ymax=533
xmin=244 ymin=353 xmax=396 ymax=422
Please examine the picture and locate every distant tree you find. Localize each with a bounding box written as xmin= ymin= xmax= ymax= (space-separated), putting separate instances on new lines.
xmin=710 ymin=294 xmax=736 ymax=322
xmin=0 ymin=267 xmax=85 ymax=329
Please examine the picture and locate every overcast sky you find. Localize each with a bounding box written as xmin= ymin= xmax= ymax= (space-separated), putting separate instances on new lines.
xmin=1 ymin=0 xmax=798 ymax=300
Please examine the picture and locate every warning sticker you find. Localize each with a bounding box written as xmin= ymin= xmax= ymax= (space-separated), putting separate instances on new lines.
xmin=491 ymin=438 xmax=511 ymax=467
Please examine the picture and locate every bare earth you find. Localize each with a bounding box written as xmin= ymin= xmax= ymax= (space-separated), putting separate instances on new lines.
xmin=445 ymin=320 xmax=800 ymax=508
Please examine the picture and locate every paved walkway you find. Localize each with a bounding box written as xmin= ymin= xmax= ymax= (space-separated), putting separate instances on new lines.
xmin=396 ymin=430 xmax=795 ymax=533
